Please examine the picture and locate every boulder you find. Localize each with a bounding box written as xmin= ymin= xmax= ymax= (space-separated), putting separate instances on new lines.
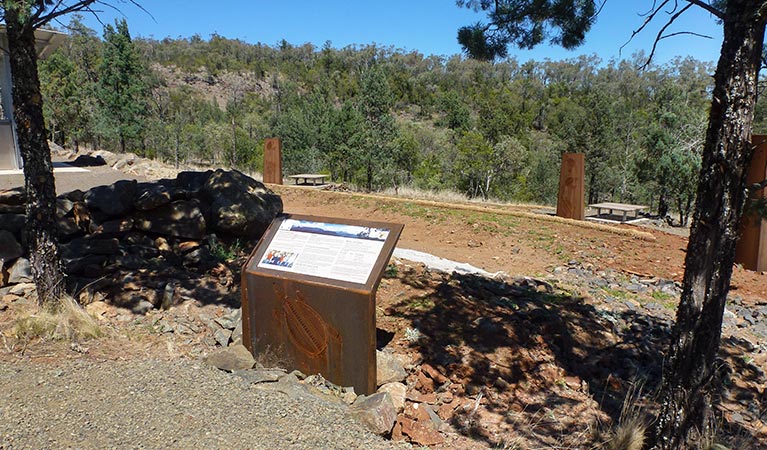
xmin=0 ymin=203 xmax=23 ymax=214
xmin=112 ymin=153 xmax=137 ymax=171
xmin=0 ymin=187 xmax=25 ymax=205
xmin=61 ymin=237 xmax=120 ymax=258
xmin=8 ymin=258 xmax=32 ymax=284
xmin=202 ymin=169 xmax=282 ymax=237
xmin=90 ymin=218 xmax=133 ymax=238
xmin=63 ymin=254 xmax=109 ymax=275
xmin=0 ymin=231 xmax=23 ymax=263
xmin=71 ymin=154 xmax=106 ymax=167
xmin=0 ymin=214 xmax=24 ymax=234
xmin=175 ymin=170 xmax=212 ymax=197
xmin=57 ymin=217 xmax=81 ymax=238
xmin=55 ymin=198 xmax=74 ymax=218
xmin=350 ymin=392 xmax=397 ymax=436
xmin=134 ymin=183 xmax=171 ymax=211
xmin=84 ymin=180 xmax=137 ymax=217
xmin=377 ymin=382 xmax=407 ymax=413
xmin=133 ymin=200 xmax=207 ymax=239
xmin=203 ymin=344 xmax=256 ymax=372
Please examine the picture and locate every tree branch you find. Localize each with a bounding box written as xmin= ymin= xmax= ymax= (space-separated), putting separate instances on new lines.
xmin=31 ymin=0 xmax=155 ymax=29
xmin=32 ymin=0 xmax=98 ymax=28
xmin=683 ymin=0 xmax=725 ymax=20
xmin=620 ymin=0 xmax=672 ymax=57
xmin=642 ymin=2 xmax=695 ymax=69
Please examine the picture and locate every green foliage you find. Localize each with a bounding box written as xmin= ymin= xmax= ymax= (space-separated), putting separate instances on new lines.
xmin=457 ymin=0 xmax=598 ymax=60
xmin=38 ymin=27 xmax=715 ymax=218
xmin=357 ymin=65 xmax=397 ymax=191
xmin=96 ymin=19 xmax=149 ymax=154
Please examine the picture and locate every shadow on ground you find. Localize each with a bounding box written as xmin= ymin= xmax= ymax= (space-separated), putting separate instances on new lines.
xmin=385 ymin=267 xmax=765 ymax=448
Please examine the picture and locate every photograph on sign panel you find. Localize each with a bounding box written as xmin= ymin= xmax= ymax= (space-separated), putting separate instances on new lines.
xmin=260 ymin=250 xmax=298 ymax=268
xmin=281 ymin=219 xmax=390 ymax=242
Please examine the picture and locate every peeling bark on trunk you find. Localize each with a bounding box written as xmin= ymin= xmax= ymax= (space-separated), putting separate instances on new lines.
xmin=5 ymin=9 xmax=66 ymax=307
xmin=652 ymin=1 xmax=767 ymax=448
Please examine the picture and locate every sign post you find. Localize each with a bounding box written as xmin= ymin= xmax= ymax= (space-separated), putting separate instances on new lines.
xmin=556 ymin=152 xmax=585 ymax=220
xmin=735 ymin=135 xmax=767 ymax=270
xmin=241 ymin=214 xmax=403 ymax=394
xmin=263 ymin=138 xmax=283 ymax=184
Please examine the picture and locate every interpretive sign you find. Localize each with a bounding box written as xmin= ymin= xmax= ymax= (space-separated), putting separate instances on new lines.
xmin=242 ymin=214 xmax=403 ymax=394
xmin=256 ymin=219 xmax=391 ymax=284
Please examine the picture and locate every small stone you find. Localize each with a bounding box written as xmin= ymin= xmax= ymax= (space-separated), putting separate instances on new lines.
xmin=350 ymin=392 xmax=397 ymax=436
xmin=9 ymin=282 xmax=34 ymax=296
xmin=341 ymin=387 xmax=357 ymax=405
xmin=177 ymin=241 xmax=201 ymax=254
xmin=8 ymin=258 xmax=32 ymax=284
xmin=0 ymin=230 xmax=22 ymax=263
xmin=421 ymin=363 xmax=449 ymax=384
xmin=232 ymin=368 xmax=286 ymax=384
xmin=415 ymin=370 xmax=435 ymax=392
xmin=398 ymin=416 xmax=444 ymax=446
xmin=214 ymin=328 xmax=232 ymax=347
xmin=231 ymin=320 xmax=243 ymax=345
xmin=406 ymin=391 xmax=438 ymax=404
xmin=203 ymin=344 xmax=255 ymax=372
xmin=376 ymin=350 xmax=407 ymax=386
xmin=214 ymin=309 xmax=242 ymax=330
xmin=377 ymin=382 xmax=407 ymax=412
xmin=424 ymin=404 xmax=444 ymax=429
xmin=131 ymin=300 xmax=155 ymax=314
xmin=155 ymin=237 xmax=172 ymax=252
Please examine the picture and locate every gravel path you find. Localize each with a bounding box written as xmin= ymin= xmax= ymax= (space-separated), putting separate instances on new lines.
xmin=0 ymin=359 xmax=399 ymax=450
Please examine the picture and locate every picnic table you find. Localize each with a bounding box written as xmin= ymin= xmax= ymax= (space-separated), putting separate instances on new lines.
xmin=287 ymin=174 xmax=327 ymax=186
xmin=588 ymin=202 xmax=648 ymax=223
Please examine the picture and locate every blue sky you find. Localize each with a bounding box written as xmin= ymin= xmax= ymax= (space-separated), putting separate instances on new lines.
xmin=77 ymin=1 xmax=724 ymax=65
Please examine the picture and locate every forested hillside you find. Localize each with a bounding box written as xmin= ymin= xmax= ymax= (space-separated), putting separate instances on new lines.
xmin=40 ymin=16 xmax=759 ymax=224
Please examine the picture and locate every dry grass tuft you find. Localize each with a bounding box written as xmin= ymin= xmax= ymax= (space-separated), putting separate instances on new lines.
xmin=380 ymin=186 xmax=472 ymax=203
xmin=596 ymin=383 xmax=647 ymax=450
xmin=14 ymin=295 xmax=103 ymax=343
xmin=606 ymin=417 xmax=646 ymax=450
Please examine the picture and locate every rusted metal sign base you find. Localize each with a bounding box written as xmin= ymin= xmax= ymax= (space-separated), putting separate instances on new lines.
xmin=241 ymin=214 xmax=403 ymax=395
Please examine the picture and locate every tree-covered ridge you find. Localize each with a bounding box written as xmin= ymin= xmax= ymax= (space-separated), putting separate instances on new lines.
xmin=41 ymin=17 xmax=731 ymax=224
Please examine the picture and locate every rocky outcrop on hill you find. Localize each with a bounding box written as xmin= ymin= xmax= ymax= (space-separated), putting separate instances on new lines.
xmin=0 ymin=169 xmax=282 ymax=310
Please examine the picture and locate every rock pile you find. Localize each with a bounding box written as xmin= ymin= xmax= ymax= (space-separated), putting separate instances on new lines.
xmin=0 ymin=169 xmax=282 ymax=311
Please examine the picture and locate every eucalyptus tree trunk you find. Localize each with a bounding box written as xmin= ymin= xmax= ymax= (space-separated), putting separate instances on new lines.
xmin=652 ymin=1 xmax=767 ymax=447
xmin=5 ymin=7 xmax=66 ymax=307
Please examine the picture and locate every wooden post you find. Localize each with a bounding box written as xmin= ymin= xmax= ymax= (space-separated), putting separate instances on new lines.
xmin=556 ymin=153 xmax=585 ymax=221
xmin=735 ymin=134 xmax=767 ymax=271
xmin=263 ymin=138 xmax=283 ymax=184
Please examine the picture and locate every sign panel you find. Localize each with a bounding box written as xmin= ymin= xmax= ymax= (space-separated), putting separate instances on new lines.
xmin=256 ymin=219 xmax=391 ymax=284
